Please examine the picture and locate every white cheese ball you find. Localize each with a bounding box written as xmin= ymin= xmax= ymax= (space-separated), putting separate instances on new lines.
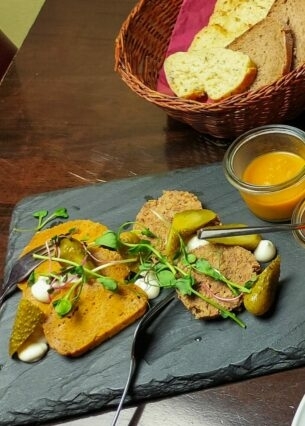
xmin=187 ymin=236 xmax=209 ymax=251
xmin=134 ymin=271 xmax=160 ymax=299
xmin=254 ymin=240 xmax=277 ymax=262
xmin=18 ymin=338 xmax=49 ymax=363
xmin=31 ymin=276 xmax=51 ymax=303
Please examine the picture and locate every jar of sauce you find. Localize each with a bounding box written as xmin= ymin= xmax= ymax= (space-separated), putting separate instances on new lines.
xmin=223 ymin=125 xmax=305 ymax=222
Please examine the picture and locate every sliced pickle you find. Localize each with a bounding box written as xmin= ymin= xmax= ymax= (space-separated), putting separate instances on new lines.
xmin=9 ymin=298 xmax=45 ymax=356
xmin=118 ymin=230 xmax=141 ymax=270
xmin=166 ymin=209 xmax=218 ymax=257
xmin=244 ymin=255 xmax=281 ymax=316
xmin=203 ymin=224 xmax=262 ymax=251
xmin=59 ymin=237 xmax=95 ymax=269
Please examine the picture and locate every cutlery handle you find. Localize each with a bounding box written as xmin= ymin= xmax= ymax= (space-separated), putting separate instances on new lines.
xmin=111 ymin=290 xmax=175 ymax=426
xmin=197 ymin=222 xmax=305 ymax=239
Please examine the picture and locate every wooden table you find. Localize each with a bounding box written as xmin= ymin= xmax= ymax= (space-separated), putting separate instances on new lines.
xmin=1 ymin=1 xmax=305 ymax=425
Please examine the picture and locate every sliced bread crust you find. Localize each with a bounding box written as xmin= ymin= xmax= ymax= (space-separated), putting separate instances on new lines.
xmin=229 ymin=17 xmax=293 ymax=91
xmin=42 ymin=282 xmax=147 ymax=357
xmin=18 ymin=219 xmax=148 ymax=357
xmin=189 ymin=0 xmax=275 ymax=51
xmin=134 ymin=190 xmax=203 ymax=251
xmin=268 ymin=0 xmax=305 ymax=68
xmin=164 ymin=48 xmax=257 ymax=101
xmin=178 ymin=244 xmax=260 ymax=319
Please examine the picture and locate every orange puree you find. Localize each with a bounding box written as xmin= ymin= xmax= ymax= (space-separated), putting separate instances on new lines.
xmin=241 ymin=151 xmax=305 ymax=221
xmin=243 ymin=151 xmax=305 ymax=185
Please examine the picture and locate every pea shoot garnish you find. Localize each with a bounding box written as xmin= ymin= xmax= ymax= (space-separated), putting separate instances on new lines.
xmin=29 ymin=220 xmax=254 ymax=326
xmin=95 ymin=222 xmax=254 ymax=328
xmin=29 ymin=237 xmax=134 ymax=317
xmin=13 ymin=207 xmax=69 ymax=233
xmin=33 ymin=207 xmax=69 ymax=231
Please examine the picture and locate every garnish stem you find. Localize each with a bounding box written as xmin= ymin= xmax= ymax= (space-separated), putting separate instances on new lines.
xmin=191 ymin=288 xmax=246 ymax=328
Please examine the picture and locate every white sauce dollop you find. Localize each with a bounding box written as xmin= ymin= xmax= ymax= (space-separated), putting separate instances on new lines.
xmin=18 ymin=336 xmax=49 ymax=363
xmin=134 ymin=271 xmax=160 ymax=299
xmin=254 ymin=239 xmax=277 ymax=262
xmin=31 ymin=276 xmax=51 ymax=303
xmin=187 ymin=235 xmax=209 ymax=251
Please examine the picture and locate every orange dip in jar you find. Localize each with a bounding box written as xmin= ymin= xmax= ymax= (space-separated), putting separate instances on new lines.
xmin=243 ymin=151 xmax=305 ymax=185
xmin=223 ymin=125 xmax=305 ymax=222
xmin=241 ymin=151 xmax=305 ymax=221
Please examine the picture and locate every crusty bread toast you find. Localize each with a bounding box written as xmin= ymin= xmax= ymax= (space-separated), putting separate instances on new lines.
xmin=229 ymin=17 xmax=293 ymax=90
xmin=16 ymin=220 xmax=148 ymax=357
xmin=164 ymin=48 xmax=257 ymax=101
xmin=42 ymin=282 xmax=147 ymax=357
xmin=134 ymin=190 xmax=203 ymax=251
xmin=178 ymin=244 xmax=260 ymax=319
xmin=189 ymin=0 xmax=275 ymax=51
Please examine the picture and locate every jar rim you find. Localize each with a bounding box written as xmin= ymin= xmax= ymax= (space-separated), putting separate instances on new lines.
xmin=223 ymin=125 xmax=305 ymax=194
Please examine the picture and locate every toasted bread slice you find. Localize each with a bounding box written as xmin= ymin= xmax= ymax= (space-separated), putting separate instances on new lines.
xmin=17 ymin=219 xmax=148 ymax=357
xmin=164 ymin=48 xmax=257 ymax=101
xmin=229 ymin=17 xmax=293 ymax=90
xmin=42 ymin=282 xmax=147 ymax=357
xmin=178 ymin=244 xmax=260 ymax=319
xmin=189 ymin=0 xmax=275 ymax=51
xmin=134 ymin=190 xmax=203 ymax=251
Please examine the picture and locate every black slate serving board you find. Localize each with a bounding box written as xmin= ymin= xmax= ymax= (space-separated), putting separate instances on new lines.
xmin=1 ymin=164 xmax=305 ymax=426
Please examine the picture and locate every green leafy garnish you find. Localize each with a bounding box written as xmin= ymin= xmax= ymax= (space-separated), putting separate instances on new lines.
xmin=192 ymin=258 xmax=252 ymax=295
xmin=97 ymin=276 xmax=118 ymax=290
xmin=32 ymin=251 xmax=122 ymax=316
xmin=33 ymin=207 xmax=69 ymax=231
xmin=95 ymin=230 xmax=118 ymax=250
xmin=29 ymin=219 xmax=254 ymax=327
xmin=108 ymin=223 xmax=251 ymax=328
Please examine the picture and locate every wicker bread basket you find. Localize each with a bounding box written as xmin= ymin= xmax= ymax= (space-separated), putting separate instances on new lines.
xmin=115 ymin=0 xmax=305 ymax=139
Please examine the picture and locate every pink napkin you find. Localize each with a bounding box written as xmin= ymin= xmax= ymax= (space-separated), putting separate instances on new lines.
xmin=157 ymin=0 xmax=217 ymax=95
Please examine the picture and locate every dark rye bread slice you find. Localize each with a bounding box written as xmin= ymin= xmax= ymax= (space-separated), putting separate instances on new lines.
xmin=178 ymin=244 xmax=260 ymax=319
xmin=268 ymin=0 xmax=305 ymax=68
xmin=134 ymin=190 xmax=204 ymax=252
xmin=229 ymin=17 xmax=293 ymax=91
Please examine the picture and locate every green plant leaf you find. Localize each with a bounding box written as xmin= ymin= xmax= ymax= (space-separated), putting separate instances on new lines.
xmin=53 ymin=298 xmax=73 ymax=317
xmin=95 ymin=230 xmax=118 ymax=250
xmin=97 ymin=276 xmax=118 ymax=291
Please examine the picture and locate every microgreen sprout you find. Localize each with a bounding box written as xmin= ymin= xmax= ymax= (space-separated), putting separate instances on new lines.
xmin=32 ymin=252 xmax=127 ymax=316
xmin=105 ymin=221 xmax=254 ymax=328
xmin=29 ymin=219 xmax=255 ymax=327
xmin=53 ymin=276 xmax=83 ymax=317
xmin=33 ymin=208 xmax=69 ymax=231
xmin=13 ymin=208 xmax=69 ymax=233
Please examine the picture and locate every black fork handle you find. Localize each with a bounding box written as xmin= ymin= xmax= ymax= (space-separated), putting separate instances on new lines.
xmin=110 ymin=290 xmax=176 ymax=426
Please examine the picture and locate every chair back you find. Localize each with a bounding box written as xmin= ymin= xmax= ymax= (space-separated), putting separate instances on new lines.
xmin=0 ymin=30 xmax=17 ymax=81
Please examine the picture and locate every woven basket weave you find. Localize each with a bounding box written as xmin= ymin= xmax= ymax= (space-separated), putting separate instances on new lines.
xmin=115 ymin=0 xmax=305 ymax=139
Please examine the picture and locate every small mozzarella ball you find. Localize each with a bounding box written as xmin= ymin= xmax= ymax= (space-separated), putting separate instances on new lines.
xmin=134 ymin=271 xmax=160 ymax=299
xmin=18 ymin=342 xmax=49 ymax=363
xmin=254 ymin=240 xmax=277 ymax=262
xmin=187 ymin=236 xmax=209 ymax=251
xmin=31 ymin=276 xmax=51 ymax=303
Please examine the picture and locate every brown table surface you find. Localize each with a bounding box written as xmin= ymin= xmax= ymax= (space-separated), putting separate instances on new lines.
xmin=1 ymin=1 xmax=305 ymax=425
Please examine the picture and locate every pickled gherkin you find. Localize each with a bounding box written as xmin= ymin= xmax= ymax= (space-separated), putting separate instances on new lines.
xmin=202 ymin=223 xmax=262 ymax=251
xmin=9 ymin=299 xmax=45 ymax=356
xmin=59 ymin=237 xmax=95 ymax=269
xmin=244 ymin=255 xmax=281 ymax=316
xmin=165 ymin=209 xmax=218 ymax=257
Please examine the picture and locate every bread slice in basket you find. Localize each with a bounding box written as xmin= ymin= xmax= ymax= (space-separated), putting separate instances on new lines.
xmin=268 ymin=0 xmax=305 ymax=68
xmin=189 ymin=0 xmax=275 ymax=51
xmin=229 ymin=17 xmax=293 ymax=90
xmin=164 ymin=48 xmax=257 ymax=101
